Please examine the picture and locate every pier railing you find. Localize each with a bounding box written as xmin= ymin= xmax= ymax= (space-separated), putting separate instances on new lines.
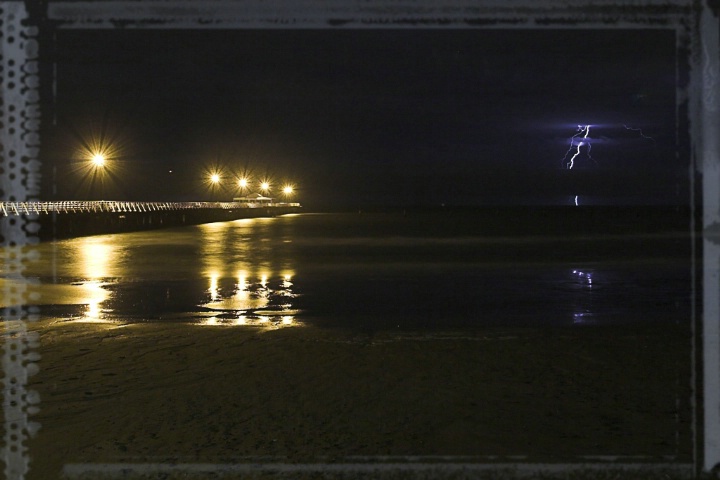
xmin=0 ymin=201 xmax=301 ymax=216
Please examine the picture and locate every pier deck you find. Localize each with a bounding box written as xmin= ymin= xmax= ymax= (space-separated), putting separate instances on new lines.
xmin=0 ymin=201 xmax=301 ymax=240
xmin=0 ymin=200 xmax=300 ymax=216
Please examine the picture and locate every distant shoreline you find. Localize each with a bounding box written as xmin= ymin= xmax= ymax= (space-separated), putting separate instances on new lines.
xmin=309 ymin=205 xmax=698 ymax=235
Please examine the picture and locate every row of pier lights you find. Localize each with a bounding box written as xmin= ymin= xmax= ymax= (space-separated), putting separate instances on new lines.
xmin=89 ymin=153 xmax=297 ymax=202
xmin=208 ymin=173 xmax=296 ymax=202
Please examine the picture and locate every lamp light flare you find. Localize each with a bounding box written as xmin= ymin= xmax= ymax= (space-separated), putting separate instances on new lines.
xmin=210 ymin=174 xmax=220 ymax=184
xmin=72 ymin=128 xmax=128 ymax=199
xmin=91 ymin=153 xmax=106 ymax=167
xmin=261 ymin=182 xmax=270 ymax=191
xmin=283 ymin=185 xmax=293 ymax=195
xmin=238 ymin=178 xmax=248 ymax=188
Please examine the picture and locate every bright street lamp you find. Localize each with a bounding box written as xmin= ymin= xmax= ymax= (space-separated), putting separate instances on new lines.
xmin=91 ymin=153 xmax=106 ymax=167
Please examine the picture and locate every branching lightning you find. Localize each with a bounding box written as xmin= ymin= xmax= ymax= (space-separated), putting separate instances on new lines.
xmin=560 ymin=123 xmax=654 ymax=206
xmin=623 ymin=124 xmax=656 ymax=143
xmin=561 ymin=125 xmax=591 ymax=170
xmin=562 ymin=124 xmax=598 ymax=171
xmin=561 ymin=125 xmax=593 ymax=206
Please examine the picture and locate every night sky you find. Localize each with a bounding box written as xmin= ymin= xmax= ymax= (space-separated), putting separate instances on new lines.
xmin=43 ymin=28 xmax=685 ymax=208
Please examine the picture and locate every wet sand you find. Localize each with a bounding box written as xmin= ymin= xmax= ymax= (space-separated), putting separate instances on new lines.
xmin=24 ymin=319 xmax=692 ymax=479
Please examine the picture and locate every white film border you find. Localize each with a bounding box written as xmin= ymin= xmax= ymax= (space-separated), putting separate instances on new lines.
xmin=0 ymin=1 xmax=43 ymax=479
xmin=2 ymin=0 xmax=718 ymax=477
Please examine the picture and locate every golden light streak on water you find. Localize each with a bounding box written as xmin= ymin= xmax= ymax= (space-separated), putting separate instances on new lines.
xmin=209 ymin=272 xmax=220 ymax=301
xmin=236 ymin=270 xmax=249 ymax=301
xmin=74 ymin=237 xmax=115 ymax=322
xmin=79 ymin=238 xmax=113 ymax=279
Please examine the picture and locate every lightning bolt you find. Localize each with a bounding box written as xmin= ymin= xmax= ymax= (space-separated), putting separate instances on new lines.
xmin=568 ymin=142 xmax=582 ymax=170
xmin=561 ymin=125 xmax=591 ymax=169
xmin=561 ymin=125 xmax=593 ymax=206
xmin=623 ymin=124 xmax=656 ymax=143
xmin=561 ymin=123 xmax=655 ymax=206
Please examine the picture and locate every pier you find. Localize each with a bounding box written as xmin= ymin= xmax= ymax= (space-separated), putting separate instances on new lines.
xmin=0 ymin=200 xmax=301 ymax=240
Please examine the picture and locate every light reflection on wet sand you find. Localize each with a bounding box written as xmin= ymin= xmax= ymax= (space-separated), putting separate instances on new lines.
xmin=58 ymin=236 xmax=115 ymax=323
xmin=192 ymin=220 xmax=300 ymax=328
xmin=198 ymin=270 xmax=300 ymax=328
xmin=0 ymin=217 xmax=304 ymax=329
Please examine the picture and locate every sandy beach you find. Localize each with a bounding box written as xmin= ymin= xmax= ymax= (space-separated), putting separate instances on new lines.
xmin=22 ymin=318 xmax=692 ymax=479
